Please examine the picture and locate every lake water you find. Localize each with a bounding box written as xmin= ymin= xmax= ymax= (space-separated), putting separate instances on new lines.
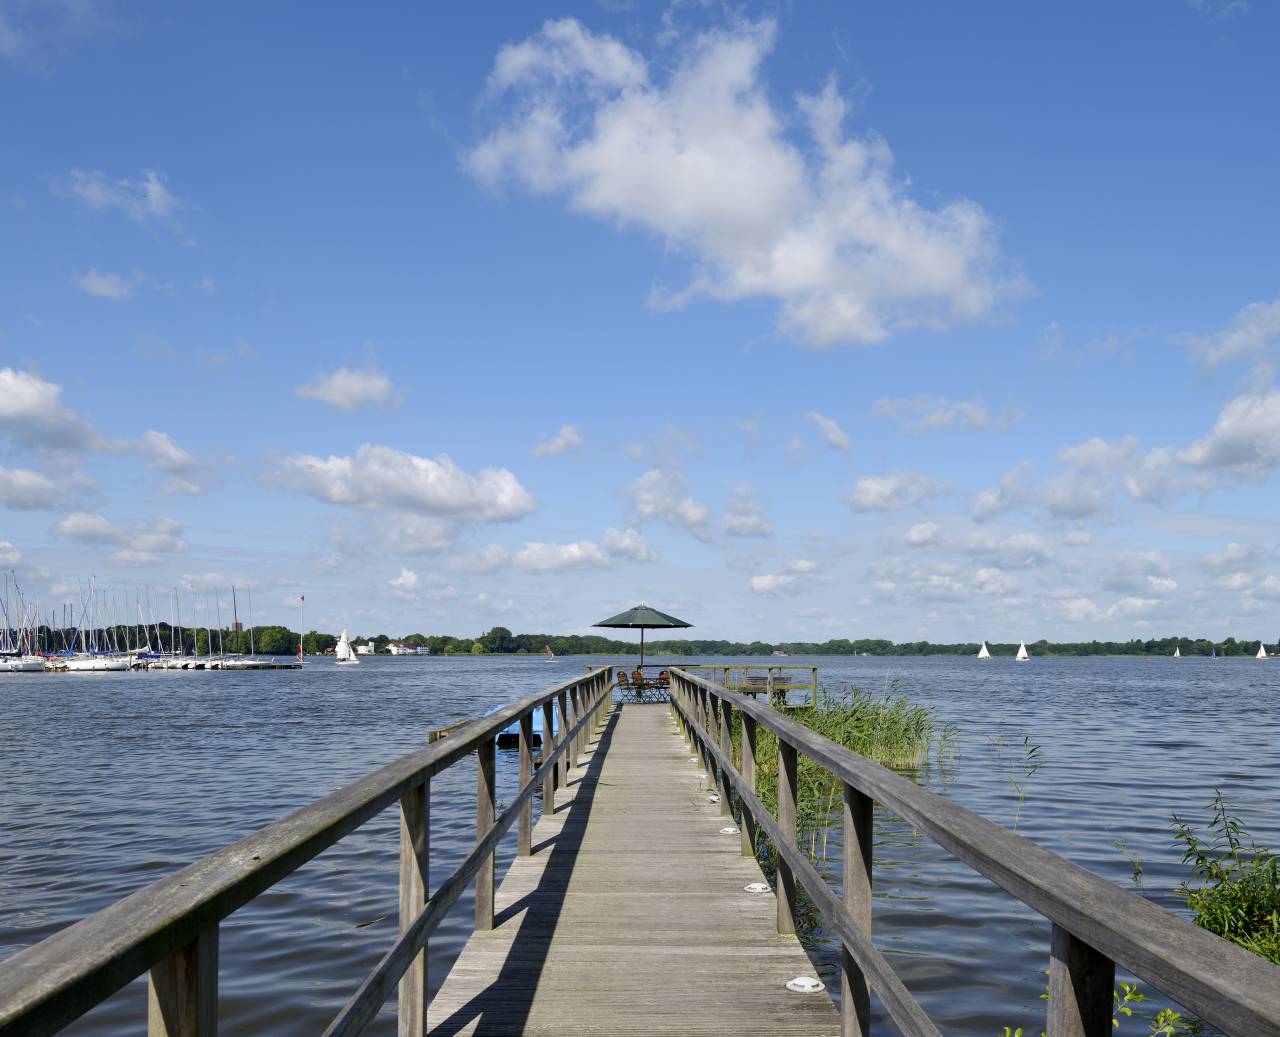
xmin=1 ymin=655 xmax=1277 ymax=1035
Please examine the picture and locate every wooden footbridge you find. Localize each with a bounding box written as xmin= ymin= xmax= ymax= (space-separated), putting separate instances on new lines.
xmin=2 ymin=667 xmax=1280 ymax=1037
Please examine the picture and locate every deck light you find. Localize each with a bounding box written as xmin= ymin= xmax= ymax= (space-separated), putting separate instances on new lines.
xmin=786 ymin=977 xmax=825 ymax=994
xmin=720 ymin=826 xmax=739 ymax=835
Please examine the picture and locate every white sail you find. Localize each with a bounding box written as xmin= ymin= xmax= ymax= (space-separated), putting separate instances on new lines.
xmin=1258 ymin=643 xmax=1268 ymax=661
xmin=1015 ymin=641 xmax=1029 ymax=662
xmin=335 ymin=629 xmax=354 ymax=663
xmin=977 ymin=641 xmax=991 ymax=659
xmin=1173 ymin=646 xmax=1181 ymax=658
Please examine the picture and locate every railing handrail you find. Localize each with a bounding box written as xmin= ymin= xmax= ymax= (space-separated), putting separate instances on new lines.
xmin=668 ymin=666 xmax=1280 ymax=1037
xmin=0 ymin=669 xmax=608 ymax=1037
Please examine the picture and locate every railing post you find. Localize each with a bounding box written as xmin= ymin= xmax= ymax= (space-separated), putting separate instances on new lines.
xmin=518 ymin=711 xmax=534 ymax=857
xmin=556 ymin=689 xmax=571 ymax=789
xmin=147 ymin=925 xmax=217 ymax=1036
xmin=541 ymin=698 xmax=556 ymax=812
xmin=717 ymin=694 xmax=732 ymax=817
xmin=475 ymin=737 xmax=496 ymax=931
xmin=398 ymin=779 xmax=429 ymax=1037
xmin=740 ymin=713 xmax=757 ymax=857
xmin=842 ymin=783 xmax=872 ymax=1037
xmin=776 ymin=737 xmax=798 ymax=935
xmin=1046 ymin=925 xmax=1115 ymax=1037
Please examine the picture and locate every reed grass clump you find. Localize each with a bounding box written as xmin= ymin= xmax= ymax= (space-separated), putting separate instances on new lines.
xmin=1173 ymin=791 xmax=1280 ymax=965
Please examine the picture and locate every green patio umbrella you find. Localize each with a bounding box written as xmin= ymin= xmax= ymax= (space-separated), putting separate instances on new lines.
xmin=594 ymin=604 xmax=692 ymax=667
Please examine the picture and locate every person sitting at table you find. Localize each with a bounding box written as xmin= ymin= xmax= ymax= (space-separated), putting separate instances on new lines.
xmin=656 ymin=670 xmax=670 ymax=688
xmin=616 ymin=670 xmax=632 ymax=691
xmin=631 ymin=668 xmax=645 ymax=688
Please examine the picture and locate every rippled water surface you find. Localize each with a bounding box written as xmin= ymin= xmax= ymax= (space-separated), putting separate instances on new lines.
xmin=2 ymin=655 xmax=1277 ymax=1035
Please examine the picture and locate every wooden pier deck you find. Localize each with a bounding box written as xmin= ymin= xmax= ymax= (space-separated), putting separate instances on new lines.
xmin=428 ymin=703 xmax=839 ymax=1036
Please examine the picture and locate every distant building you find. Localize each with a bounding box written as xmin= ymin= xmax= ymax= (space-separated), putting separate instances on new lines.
xmin=356 ymin=643 xmax=374 ymax=655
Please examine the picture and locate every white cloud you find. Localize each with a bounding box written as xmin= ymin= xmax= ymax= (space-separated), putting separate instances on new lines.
xmin=1182 ymin=297 xmax=1280 ymax=367
xmin=808 ymin=411 xmax=851 ymax=451
xmin=0 ymin=465 xmax=64 ymax=510
xmin=272 ymin=445 xmax=535 ymax=521
xmin=787 ymin=558 xmax=817 ymax=573
xmin=626 ymin=467 xmax=711 ymax=540
xmin=904 ymin=521 xmax=939 ymax=546
xmin=72 ymin=268 xmax=133 ymax=300
xmin=722 ymin=483 xmax=774 ymax=537
xmin=383 ymin=515 xmax=459 ymax=555
xmin=469 ymin=18 xmax=1017 ymax=347
xmin=873 ymin=395 xmax=991 ymax=433
xmin=973 ymin=461 xmax=1034 ymax=521
xmin=388 ymin=567 xmax=421 ymax=599
xmin=602 ymin=526 xmax=656 ymax=561
xmin=65 ymin=168 xmax=181 ymax=228
xmin=0 ymin=0 xmax=107 ymax=67
xmin=51 ymin=513 xmax=186 ymax=556
xmin=513 ymin=540 xmax=610 ymax=573
xmin=1064 ymin=530 xmax=1091 ymax=546
xmin=748 ymin=572 xmax=796 ymax=595
xmin=974 ymin=566 xmax=1017 ymax=595
xmin=296 ymin=366 xmax=395 ymax=412
xmin=1204 ymin=542 xmax=1260 ymax=571
xmin=136 ymin=430 xmax=196 ymax=472
xmin=0 ymin=540 xmax=22 ymax=565
xmin=1177 ymin=388 xmax=1280 ymax=480
xmin=0 ymin=367 xmax=99 ymax=449
xmin=533 ymin=424 xmax=584 ymax=458
xmin=847 ymin=470 xmax=946 ymax=512
xmin=447 ymin=544 xmax=512 ymax=573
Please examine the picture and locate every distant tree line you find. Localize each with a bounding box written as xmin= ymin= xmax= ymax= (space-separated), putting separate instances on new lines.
xmin=22 ymin=623 xmax=1277 ymax=658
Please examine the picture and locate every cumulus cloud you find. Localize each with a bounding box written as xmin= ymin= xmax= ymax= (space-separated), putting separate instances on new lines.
xmin=533 ymin=424 xmax=584 ymax=458
xmin=0 ymin=367 xmax=100 ymax=450
xmin=65 ymin=167 xmax=181 ymax=229
xmin=748 ymin=572 xmax=796 ymax=595
xmin=514 ymin=540 xmax=610 ymax=573
xmin=602 ymin=526 xmax=656 ymax=561
xmin=51 ymin=512 xmax=186 ymax=559
xmin=447 ymin=544 xmax=512 ymax=573
xmin=1100 ymin=550 xmax=1174 ymax=595
xmin=974 ymin=566 xmax=1018 ymax=595
xmin=904 ymin=521 xmax=939 ymax=547
xmin=1182 ymin=296 xmax=1280 ymax=367
xmin=388 ymin=567 xmax=419 ymax=599
xmin=468 ymin=18 xmax=1017 ymax=347
xmin=626 ymin=467 xmax=711 ymax=540
xmin=973 ymin=461 xmax=1034 ymax=521
xmin=0 ymin=465 xmax=65 ymax=510
xmin=384 ymin=514 xmax=459 ymax=554
xmin=847 ymin=470 xmax=946 ymax=512
xmin=272 ymin=445 xmax=535 ymax=521
xmin=960 ymin=531 xmax=1053 ymax=568
xmin=71 ymin=268 xmax=134 ymax=300
xmin=1063 ymin=530 xmax=1092 ymax=546
xmin=0 ymin=0 xmax=108 ymax=67
xmin=135 ymin=430 xmax=196 ymax=472
xmin=808 ymin=411 xmax=851 ymax=451
xmin=722 ymin=483 xmax=774 ymax=537
xmin=1204 ymin=542 xmax=1260 ymax=571
xmin=1177 ymin=387 xmax=1280 ymax=480
xmin=0 ymin=540 xmax=22 ymax=565
xmin=873 ymin=394 xmax=992 ymax=433
xmin=296 ymin=366 xmax=396 ymax=412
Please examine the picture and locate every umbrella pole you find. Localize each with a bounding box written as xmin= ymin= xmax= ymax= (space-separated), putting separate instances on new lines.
xmin=639 ymin=627 xmax=645 ymax=667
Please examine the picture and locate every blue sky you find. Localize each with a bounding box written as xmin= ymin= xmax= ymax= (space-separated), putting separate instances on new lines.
xmin=2 ymin=0 xmax=1279 ymax=642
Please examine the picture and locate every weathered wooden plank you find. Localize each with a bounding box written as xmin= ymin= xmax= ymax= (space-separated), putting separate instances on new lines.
xmin=429 ymin=704 xmax=838 ymax=1036
xmin=671 ymin=668 xmax=1280 ymax=1037
xmin=476 ymin=739 xmax=496 ymax=932
xmin=1047 ymin=923 xmax=1115 ymax=1037
xmin=146 ymin=926 xmax=216 ymax=1037
xmin=842 ymin=784 xmax=872 ymax=1037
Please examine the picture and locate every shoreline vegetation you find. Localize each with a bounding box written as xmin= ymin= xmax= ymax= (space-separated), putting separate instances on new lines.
xmin=16 ymin=622 xmax=1278 ymax=659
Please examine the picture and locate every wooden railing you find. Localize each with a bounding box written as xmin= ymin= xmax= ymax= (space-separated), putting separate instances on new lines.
xmin=0 ymin=668 xmax=613 ymax=1037
xmin=667 ymin=667 xmax=1280 ymax=1037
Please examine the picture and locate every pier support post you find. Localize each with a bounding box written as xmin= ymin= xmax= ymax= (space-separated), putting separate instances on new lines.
xmin=476 ymin=738 xmax=496 ymax=931
xmin=841 ymin=783 xmax=872 ymax=1037
xmin=777 ymin=738 xmax=798 ymax=935
xmin=717 ymin=696 xmax=732 ymax=817
xmin=740 ymin=714 xmax=757 ymax=857
xmin=556 ymin=690 xmax=570 ymax=790
xmin=147 ymin=925 xmax=217 ymax=1037
xmin=398 ymin=780 xmax=429 ymax=1037
xmin=1046 ymin=924 xmax=1114 ymax=1037
xmin=518 ymin=712 xmax=534 ymax=857
xmin=542 ymin=700 xmax=556 ymax=811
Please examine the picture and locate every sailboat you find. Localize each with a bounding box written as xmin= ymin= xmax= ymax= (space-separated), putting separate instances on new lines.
xmin=335 ymin=629 xmax=359 ymax=666
xmin=1257 ymin=642 xmax=1268 ymax=661
xmin=544 ymin=644 xmax=555 ymax=662
xmin=1211 ymin=646 xmax=1217 ymax=659
xmin=1173 ymin=645 xmax=1181 ymax=658
xmin=1015 ymin=641 xmax=1029 ymax=662
xmin=976 ymin=641 xmax=991 ymax=660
